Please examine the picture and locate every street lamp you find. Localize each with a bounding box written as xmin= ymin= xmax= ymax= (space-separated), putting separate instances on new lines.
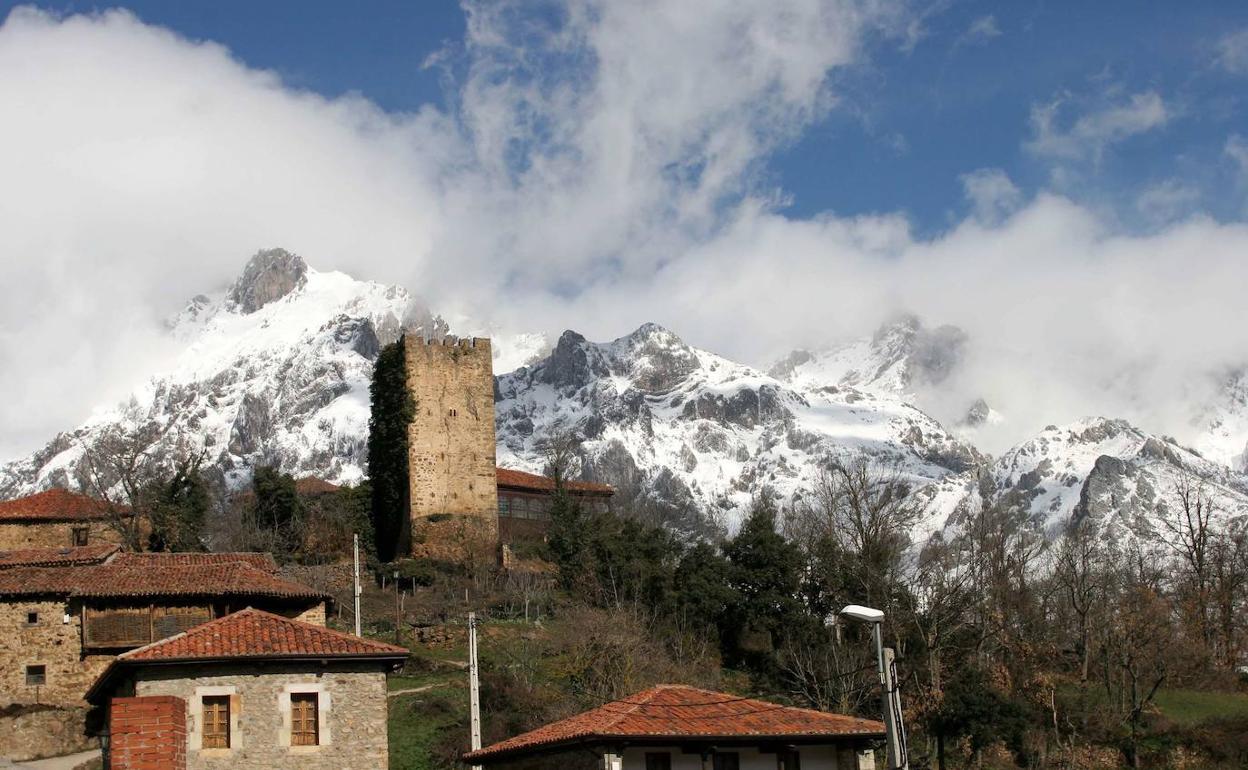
xmin=840 ymin=604 xmax=908 ymax=770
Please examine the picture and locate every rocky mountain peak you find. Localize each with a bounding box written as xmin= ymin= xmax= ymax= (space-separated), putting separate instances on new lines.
xmin=229 ymin=248 xmax=308 ymax=314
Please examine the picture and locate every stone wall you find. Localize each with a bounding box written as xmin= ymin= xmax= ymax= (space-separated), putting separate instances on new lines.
xmin=0 ymin=519 xmax=122 ymax=550
xmin=133 ymin=662 xmax=389 ymax=770
xmin=405 ymin=336 xmax=498 ymax=553
xmin=0 ymin=703 xmax=96 ymax=762
xmin=0 ymin=599 xmax=113 ymax=708
xmin=108 ymin=695 xmax=187 ymax=770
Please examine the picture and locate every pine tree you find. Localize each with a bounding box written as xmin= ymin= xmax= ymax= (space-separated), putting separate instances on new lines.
xmin=723 ymin=493 xmax=803 ymax=662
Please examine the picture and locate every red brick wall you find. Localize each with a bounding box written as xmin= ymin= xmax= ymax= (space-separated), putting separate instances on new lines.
xmin=109 ymin=695 xmax=186 ymax=770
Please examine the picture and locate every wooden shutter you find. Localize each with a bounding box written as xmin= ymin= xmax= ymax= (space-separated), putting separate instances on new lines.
xmin=83 ymin=607 xmax=151 ymax=648
xmin=202 ymin=696 xmax=230 ymax=749
xmin=290 ymin=693 xmax=319 ymax=746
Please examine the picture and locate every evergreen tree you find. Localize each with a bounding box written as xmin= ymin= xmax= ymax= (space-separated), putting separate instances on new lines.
xmin=674 ymin=542 xmax=738 ymax=637
xmin=144 ymin=456 xmax=210 ymax=552
xmin=368 ymin=337 xmax=414 ymax=561
xmin=250 ymin=465 xmax=304 ymax=554
xmin=722 ymin=493 xmax=803 ymax=664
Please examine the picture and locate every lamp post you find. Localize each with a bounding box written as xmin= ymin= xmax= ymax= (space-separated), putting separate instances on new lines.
xmin=840 ymin=605 xmax=908 ymax=770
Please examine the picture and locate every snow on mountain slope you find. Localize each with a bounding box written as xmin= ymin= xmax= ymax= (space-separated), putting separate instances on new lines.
xmin=0 ymin=249 xmax=432 ymax=495
xmin=911 ymin=416 xmax=1248 ymax=547
xmin=495 ymin=323 xmax=983 ymax=534
xmin=1192 ymin=368 xmax=1248 ymax=473
xmin=770 ymin=315 xmax=968 ymax=399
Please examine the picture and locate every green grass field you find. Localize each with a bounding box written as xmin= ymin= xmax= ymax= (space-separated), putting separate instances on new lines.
xmin=1153 ymin=688 xmax=1248 ymax=725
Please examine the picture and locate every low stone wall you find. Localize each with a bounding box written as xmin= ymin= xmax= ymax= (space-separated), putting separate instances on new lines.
xmin=0 ymin=704 xmax=95 ymax=762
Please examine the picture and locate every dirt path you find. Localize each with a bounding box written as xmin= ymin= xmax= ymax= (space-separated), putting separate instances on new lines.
xmin=388 ymin=682 xmax=445 ymax=698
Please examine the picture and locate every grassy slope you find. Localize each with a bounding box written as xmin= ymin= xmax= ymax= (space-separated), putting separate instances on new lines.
xmin=1153 ymin=688 xmax=1248 ymax=725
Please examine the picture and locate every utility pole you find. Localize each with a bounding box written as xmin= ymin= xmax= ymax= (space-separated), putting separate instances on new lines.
xmin=468 ymin=612 xmax=483 ymax=770
xmin=353 ymin=533 xmax=361 ymax=637
xmin=393 ymin=569 xmax=402 ymax=645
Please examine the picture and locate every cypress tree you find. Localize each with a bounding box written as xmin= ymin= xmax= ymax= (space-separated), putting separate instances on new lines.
xmin=368 ymin=337 xmax=414 ymax=561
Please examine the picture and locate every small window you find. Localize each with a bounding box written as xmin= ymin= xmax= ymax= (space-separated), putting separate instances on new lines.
xmin=449 ymin=408 xmax=458 ymax=417
xmin=290 ymin=693 xmax=319 ymax=746
xmin=71 ymin=527 xmax=89 ymax=546
xmin=646 ymin=754 xmax=672 ymax=770
xmin=202 ymin=695 xmax=230 ymax=749
xmin=715 ymin=754 xmax=740 ymax=770
xmin=25 ymin=665 xmax=46 ymax=686
xmin=26 ymin=611 xmax=38 ymax=625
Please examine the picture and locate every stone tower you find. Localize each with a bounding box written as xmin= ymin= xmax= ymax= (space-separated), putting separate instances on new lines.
xmin=404 ymin=336 xmax=498 ymax=557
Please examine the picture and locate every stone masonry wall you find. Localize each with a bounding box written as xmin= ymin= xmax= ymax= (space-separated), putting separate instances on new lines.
xmin=0 ymin=704 xmax=95 ymax=762
xmin=109 ymin=695 xmax=187 ymax=770
xmin=0 ymin=519 xmax=122 ymax=550
xmin=0 ymin=599 xmax=113 ymax=708
xmin=134 ymin=663 xmax=389 ymax=770
xmin=405 ymin=336 xmax=498 ymax=553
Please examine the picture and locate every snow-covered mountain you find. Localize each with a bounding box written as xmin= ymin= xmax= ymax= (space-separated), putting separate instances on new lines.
xmin=911 ymin=417 xmax=1248 ymax=547
xmin=1192 ymin=368 xmax=1248 ymax=473
xmin=3 ymin=251 xmax=1246 ymax=548
xmin=495 ymin=323 xmax=982 ymax=535
xmin=0 ymin=249 xmax=437 ymax=495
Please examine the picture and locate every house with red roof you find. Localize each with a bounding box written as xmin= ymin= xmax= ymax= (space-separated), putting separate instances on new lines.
xmin=0 ymin=550 xmax=331 ymax=762
xmin=86 ymin=608 xmax=407 ymax=770
xmin=495 ymin=467 xmax=614 ymax=542
xmin=0 ymin=488 xmax=135 ymax=550
xmin=464 ymin=684 xmax=884 ymax=770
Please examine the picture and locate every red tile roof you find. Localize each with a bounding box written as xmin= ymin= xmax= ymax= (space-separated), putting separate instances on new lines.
xmin=108 ymin=551 xmax=279 ymax=573
xmin=88 ymin=608 xmax=407 ymax=702
xmin=0 ymin=555 xmax=324 ymax=601
xmin=465 ymin=685 xmax=885 ymax=762
xmin=0 ymin=544 xmax=119 ymax=569
xmin=294 ymin=477 xmax=343 ymax=496
xmin=496 ymin=467 xmax=614 ymax=495
xmin=0 ymin=488 xmax=131 ymax=522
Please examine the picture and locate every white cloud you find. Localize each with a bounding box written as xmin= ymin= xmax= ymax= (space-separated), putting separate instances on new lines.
xmin=1135 ymin=179 xmax=1200 ymax=221
xmin=1215 ymin=27 xmax=1248 ymax=75
xmin=960 ymin=168 xmax=1021 ymax=223
xmin=1026 ymin=91 xmax=1169 ymax=163
xmin=1227 ymin=134 xmax=1248 ymax=177
xmin=1 ymin=3 xmax=1247 ymax=463
xmin=960 ymin=15 xmax=1000 ymax=45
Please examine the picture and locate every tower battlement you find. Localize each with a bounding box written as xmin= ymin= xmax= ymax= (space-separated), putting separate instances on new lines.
xmin=403 ymin=335 xmax=498 ymax=557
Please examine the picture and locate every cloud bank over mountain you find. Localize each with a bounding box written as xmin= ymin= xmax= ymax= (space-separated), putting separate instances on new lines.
xmin=1 ymin=2 xmax=1247 ymax=459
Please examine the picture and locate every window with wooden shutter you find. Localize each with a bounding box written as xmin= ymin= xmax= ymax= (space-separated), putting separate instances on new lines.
xmin=290 ymin=692 xmax=319 ymax=746
xmin=202 ymin=695 xmax=230 ymax=749
xmin=71 ymin=527 xmax=89 ymax=546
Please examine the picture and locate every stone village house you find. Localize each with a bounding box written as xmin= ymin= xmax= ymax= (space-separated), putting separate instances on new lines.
xmin=464 ymin=684 xmax=885 ymax=770
xmin=0 ymin=548 xmax=330 ymax=761
xmin=0 ymin=488 xmax=135 ymax=550
xmin=86 ymin=607 xmax=407 ymax=770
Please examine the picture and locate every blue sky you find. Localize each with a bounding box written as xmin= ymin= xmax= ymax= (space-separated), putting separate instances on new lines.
xmin=4 ymin=1 xmax=1248 ymax=456
xmin=8 ymin=0 xmax=1248 ymax=234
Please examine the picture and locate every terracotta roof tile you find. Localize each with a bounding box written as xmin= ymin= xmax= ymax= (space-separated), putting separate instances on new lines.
xmin=108 ymin=551 xmax=279 ymax=573
xmin=119 ymin=607 xmax=408 ymax=661
xmin=465 ymin=685 xmax=885 ymax=762
xmin=496 ymin=467 xmax=614 ymax=495
xmin=0 ymin=544 xmax=119 ymax=569
xmin=0 ymin=555 xmax=325 ymax=601
xmin=0 ymin=488 xmax=130 ymax=522
xmin=88 ymin=608 xmax=407 ymax=702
